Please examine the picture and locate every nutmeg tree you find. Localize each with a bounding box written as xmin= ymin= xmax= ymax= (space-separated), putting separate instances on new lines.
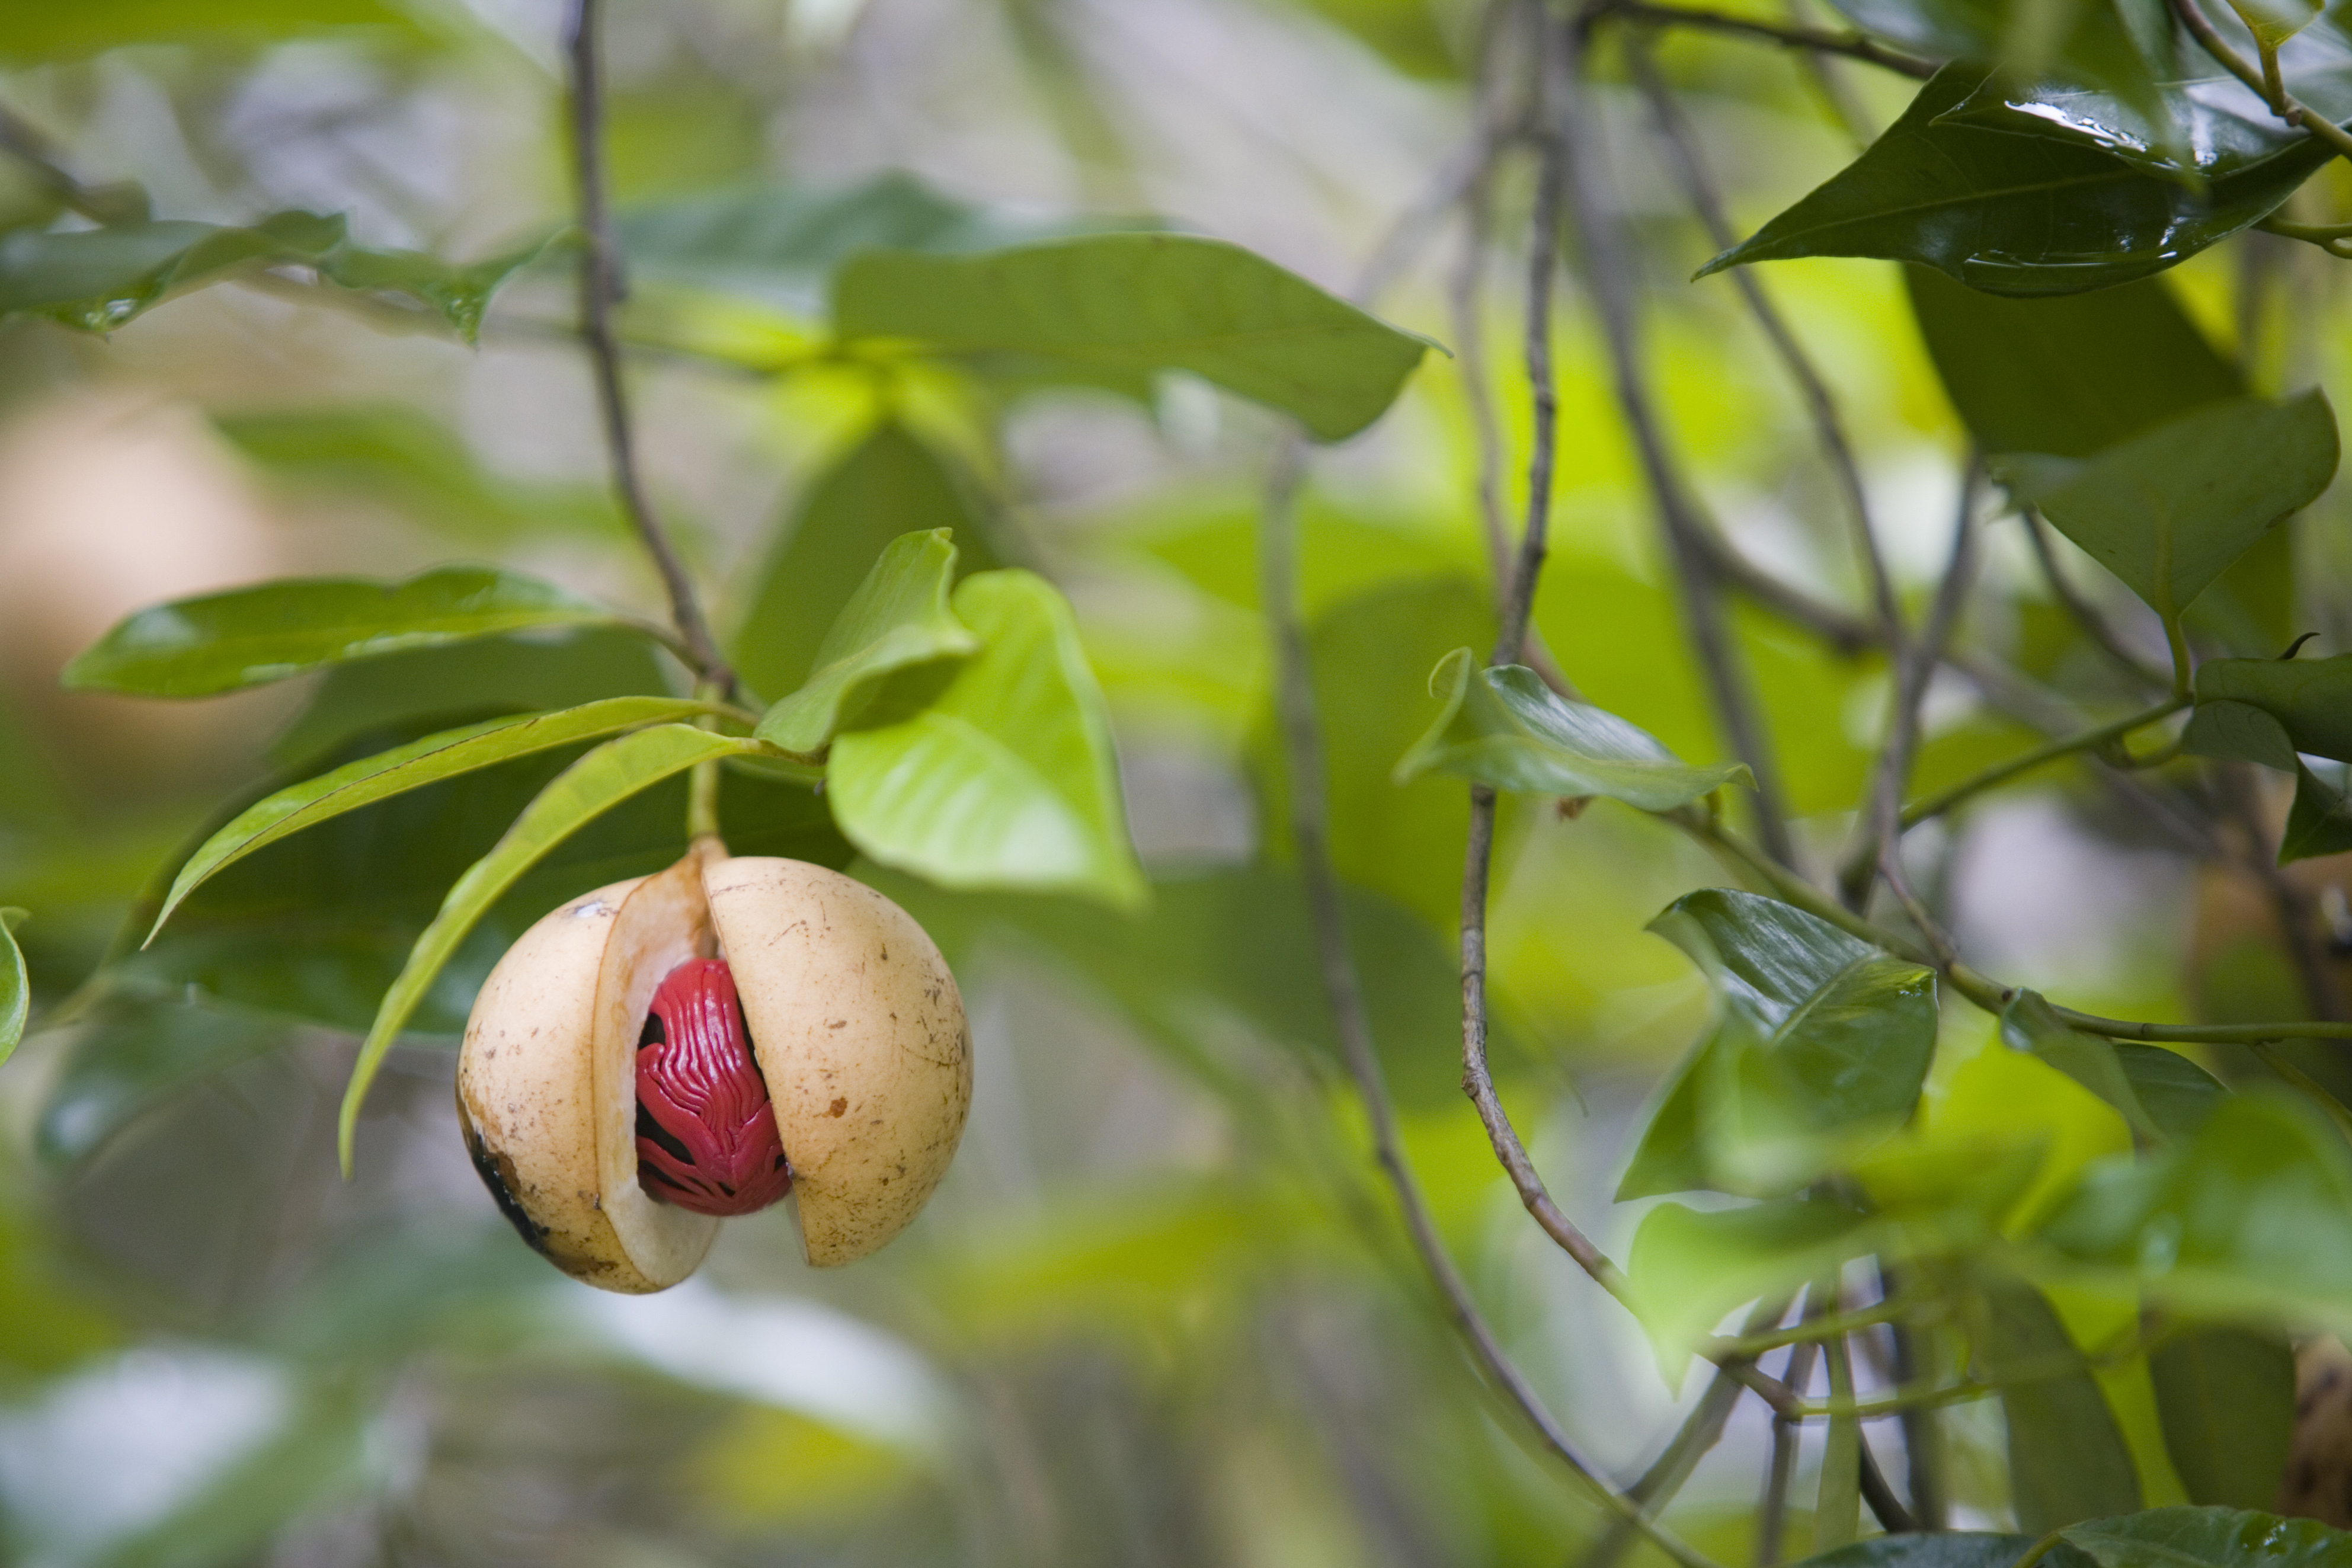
xmin=9 ymin=0 xmax=2352 ymax=1563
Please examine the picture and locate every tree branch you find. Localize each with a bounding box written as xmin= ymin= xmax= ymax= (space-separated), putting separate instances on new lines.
xmin=565 ymin=0 xmax=734 ymax=693
xmin=1584 ymin=0 xmax=1942 ymax=79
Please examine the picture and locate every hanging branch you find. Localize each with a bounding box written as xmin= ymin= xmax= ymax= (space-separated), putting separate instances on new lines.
xmin=1630 ymin=45 xmax=1905 ymax=656
xmin=565 ymin=0 xmax=733 ymax=695
xmin=1548 ymin=11 xmax=1796 ymax=862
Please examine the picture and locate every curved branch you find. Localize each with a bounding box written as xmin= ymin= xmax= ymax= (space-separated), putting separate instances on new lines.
xmin=1586 ymin=0 xmax=1942 ymax=77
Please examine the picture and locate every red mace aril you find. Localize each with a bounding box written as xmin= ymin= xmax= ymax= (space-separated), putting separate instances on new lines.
xmin=633 ymin=958 xmax=793 ymax=1217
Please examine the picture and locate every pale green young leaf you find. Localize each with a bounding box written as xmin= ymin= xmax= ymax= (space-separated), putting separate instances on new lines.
xmin=2224 ymin=0 xmax=2321 ymax=49
xmin=755 ymin=529 xmax=978 ymax=754
xmin=2061 ymin=1507 xmax=2352 ymax=1568
xmin=1995 ymin=394 xmax=2339 ymax=620
xmin=833 ymin=234 xmax=1432 ymax=441
xmin=826 ymin=570 xmax=1146 ymax=910
xmin=2151 ymin=1329 xmax=2297 ymax=1510
xmin=336 ymin=724 xmax=756 ymax=1171
xmin=1393 ymin=648 xmax=1752 ymax=807
xmin=1625 ymin=1196 xmax=1875 ymax=1385
xmin=0 ymin=907 xmax=25 ymax=1068
xmin=150 ymin=696 xmax=723 ymax=942
xmin=1620 ymin=890 xmax=1938 ymax=1199
xmin=64 ymin=567 xmax=632 ymax=697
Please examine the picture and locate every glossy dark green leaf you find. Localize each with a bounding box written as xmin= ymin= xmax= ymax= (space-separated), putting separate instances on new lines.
xmin=729 ymin=422 xmax=1001 ymax=706
xmin=1393 ymin=648 xmax=1752 ymax=807
xmin=826 ymin=570 xmax=1146 ymax=910
xmin=2151 ymin=1329 xmax=2297 ymax=1509
xmin=833 ymin=234 xmax=1432 ymax=441
xmin=268 ymin=626 xmax=675 ymax=767
xmin=1619 ymin=889 xmax=1939 ymax=1199
xmin=1791 ymin=1536 xmax=2095 ymax=1568
xmin=1700 ymin=66 xmax=2325 ymax=296
xmin=1976 ymin=1277 xmax=2143 ymax=1530
xmin=0 ymin=0 xmax=426 ymax=60
xmin=617 ymin=171 xmax=1153 ymax=312
xmin=1625 ymin=1196 xmax=1876 ymax=1377
xmin=1994 ymin=393 xmax=2338 ymax=620
xmin=337 ymin=724 xmax=759 ymax=1167
xmin=1905 ymin=268 xmax=2242 ymax=457
xmin=0 ymin=906 xmax=26 ymax=1068
xmin=2193 ymin=655 xmax=2352 ymax=763
xmin=2004 ymin=989 xmax=2160 ymax=1140
xmin=2062 ymin=1506 xmax=2352 ymax=1568
xmin=37 ymin=990 xmax=293 ymax=1169
xmin=2039 ymin=1091 xmax=2352 ymax=1331
xmin=755 ymin=529 xmax=978 ymax=755
xmin=151 ymin=697 xmax=724 ymax=940
xmin=63 ymin=567 xmax=632 ymax=697
xmin=2281 ymin=763 xmax=2352 ymax=863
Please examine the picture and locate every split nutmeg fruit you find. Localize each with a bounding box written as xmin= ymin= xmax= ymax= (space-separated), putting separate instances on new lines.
xmin=456 ymin=841 xmax=972 ymax=1292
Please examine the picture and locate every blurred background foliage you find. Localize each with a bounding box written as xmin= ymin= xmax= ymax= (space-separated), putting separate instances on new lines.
xmin=0 ymin=0 xmax=2346 ymax=1564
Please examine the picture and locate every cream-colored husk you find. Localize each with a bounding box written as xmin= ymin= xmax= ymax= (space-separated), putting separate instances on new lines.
xmin=703 ymin=856 xmax=972 ymax=1267
xmin=455 ymin=876 xmax=718 ymax=1294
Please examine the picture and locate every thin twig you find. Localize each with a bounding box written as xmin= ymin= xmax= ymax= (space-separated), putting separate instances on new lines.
xmin=1551 ymin=12 xmax=1797 ymax=862
xmin=1858 ymin=1434 xmax=1920 ymax=1532
xmin=1582 ymin=0 xmax=1941 ymax=78
xmin=1897 ymin=698 xmax=2187 ymax=829
xmin=1629 ymin=41 xmax=1904 ymax=656
xmin=1841 ymin=460 xmax=1978 ymax=907
xmin=565 ymin=0 xmax=734 ymax=693
xmin=0 ymin=101 xmax=146 ymax=224
xmin=1756 ymin=1336 xmax=1820 ymax=1566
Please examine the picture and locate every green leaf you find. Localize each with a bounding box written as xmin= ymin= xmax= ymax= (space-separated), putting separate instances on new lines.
xmin=1393 ymin=648 xmax=1752 ymax=807
xmin=1905 ymin=268 xmax=2243 ymax=459
xmin=0 ymin=0 xmax=428 ymax=60
xmin=36 ymin=991 xmax=293 ymax=1170
xmin=2193 ymin=655 xmax=2352 ymax=763
xmin=2111 ymin=1042 xmax=2229 ymax=1141
xmin=2039 ymin=1091 xmax=2352 ymax=1335
xmin=730 ymin=423 xmax=1001 ymax=706
xmin=313 ymin=233 xmax=548 ymax=341
xmin=150 ymin=696 xmax=725 ymax=941
xmin=0 ymin=905 xmax=26 ymax=1068
xmin=832 ymin=233 xmax=1432 ymax=441
xmin=1791 ymin=1537 xmax=2095 ymax=1568
xmin=2183 ymin=699 xmax=2305 ymax=772
xmin=1698 ymin=65 xmax=2325 ymax=297
xmin=216 ymin=405 xmax=620 ymax=543
xmin=2151 ymin=1329 xmax=2297 ymax=1509
xmin=336 ymin=724 xmax=757 ymax=1169
xmin=2281 ymin=763 xmax=2352 ymax=864
xmin=825 ymin=570 xmax=1146 ymax=910
xmin=1625 ymin=1196 xmax=1876 ymax=1382
xmin=1977 ymin=1277 xmax=2143 ymax=1530
xmin=755 ymin=530 xmax=979 ymax=754
xmin=2061 ymin=1507 xmax=2352 ymax=1568
xmin=1994 ymin=393 xmax=2339 ymax=620
xmin=2004 ymin=989 xmax=2161 ymax=1141
xmin=63 ymin=567 xmax=633 ymax=697
xmin=618 ymin=171 xmax=1154 ymax=313
xmin=1620 ymin=889 xmax=1939 ymax=1199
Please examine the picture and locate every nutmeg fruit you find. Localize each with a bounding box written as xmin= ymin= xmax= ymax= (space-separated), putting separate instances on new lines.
xmin=456 ymin=842 xmax=971 ymax=1292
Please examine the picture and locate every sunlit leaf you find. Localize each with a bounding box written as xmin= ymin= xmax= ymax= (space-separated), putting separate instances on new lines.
xmin=1393 ymin=648 xmax=1752 ymax=808
xmin=2151 ymin=1329 xmax=2297 ymax=1509
xmin=731 ymin=423 xmax=1001 ymax=706
xmin=0 ymin=0 xmax=428 ymax=60
xmin=2039 ymin=1091 xmax=2352 ymax=1335
xmin=63 ymin=567 xmax=635 ymax=697
xmin=756 ymin=529 xmax=978 ymax=754
xmin=0 ymin=905 xmax=27 ymax=1068
xmin=1975 ymin=1277 xmax=2143 ymax=1530
xmin=336 ymin=724 xmax=759 ymax=1169
xmin=150 ymin=697 xmax=725 ymax=940
xmin=1625 ymin=1196 xmax=1876 ymax=1384
xmin=1995 ymin=394 xmax=2338 ymax=620
xmin=1619 ymin=890 xmax=1938 ymax=1199
xmin=1700 ymin=66 xmax=2325 ymax=297
xmin=2062 ymin=1506 xmax=2352 ymax=1568
xmin=833 ymin=234 xmax=1432 ymax=441
xmin=825 ymin=571 xmax=1146 ymax=910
